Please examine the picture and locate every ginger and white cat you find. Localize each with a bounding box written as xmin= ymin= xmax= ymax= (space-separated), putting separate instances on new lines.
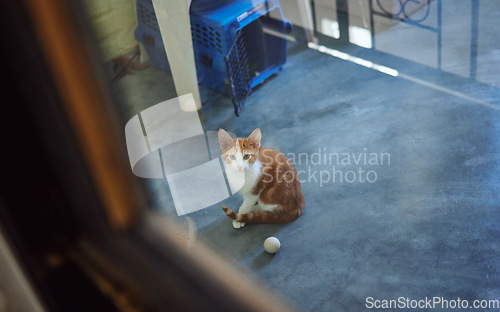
xmin=218 ymin=128 xmax=305 ymax=229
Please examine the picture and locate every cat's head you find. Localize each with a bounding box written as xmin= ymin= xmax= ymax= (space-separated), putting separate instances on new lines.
xmin=218 ymin=128 xmax=261 ymax=172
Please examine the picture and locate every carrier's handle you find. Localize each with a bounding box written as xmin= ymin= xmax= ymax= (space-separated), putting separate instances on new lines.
xmin=284 ymin=19 xmax=293 ymax=34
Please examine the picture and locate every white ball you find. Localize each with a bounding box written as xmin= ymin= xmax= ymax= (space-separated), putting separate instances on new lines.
xmin=264 ymin=237 xmax=281 ymax=254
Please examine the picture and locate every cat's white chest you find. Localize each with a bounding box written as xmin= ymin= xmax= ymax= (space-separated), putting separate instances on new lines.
xmin=225 ymin=160 xmax=262 ymax=195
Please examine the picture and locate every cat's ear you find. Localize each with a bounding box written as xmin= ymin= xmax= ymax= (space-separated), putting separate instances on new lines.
xmin=218 ymin=129 xmax=234 ymax=154
xmin=247 ymin=128 xmax=261 ymax=149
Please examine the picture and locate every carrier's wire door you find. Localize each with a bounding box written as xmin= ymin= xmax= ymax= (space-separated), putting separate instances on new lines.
xmin=224 ymin=13 xmax=290 ymax=116
xmin=224 ymin=29 xmax=253 ymax=117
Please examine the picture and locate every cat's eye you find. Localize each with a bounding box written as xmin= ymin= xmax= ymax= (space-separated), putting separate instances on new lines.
xmin=243 ymin=154 xmax=251 ymax=160
xmin=229 ymin=155 xmax=236 ymax=160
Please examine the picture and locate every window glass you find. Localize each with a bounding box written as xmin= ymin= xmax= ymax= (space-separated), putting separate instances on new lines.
xmin=84 ymin=0 xmax=500 ymax=311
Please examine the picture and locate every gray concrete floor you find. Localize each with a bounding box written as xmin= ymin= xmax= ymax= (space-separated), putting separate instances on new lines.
xmin=113 ymin=3 xmax=500 ymax=311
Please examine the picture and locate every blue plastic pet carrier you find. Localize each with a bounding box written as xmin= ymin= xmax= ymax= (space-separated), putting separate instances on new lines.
xmin=135 ymin=0 xmax=291 ymax=116
xmin=190 ymin=0 xmax=292 ymax=116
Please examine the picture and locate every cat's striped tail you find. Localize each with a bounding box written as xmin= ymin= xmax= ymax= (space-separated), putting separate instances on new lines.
xmin=221 ymin=205 xmax=301 ymax=224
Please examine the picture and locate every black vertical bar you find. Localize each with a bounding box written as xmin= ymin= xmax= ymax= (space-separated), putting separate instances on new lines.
xmin=369 ymin=0 xmax=375 ymax=49
xmin=311 ymin=0 xmax=317 ymax=36
xmin=336 ymin=0 xmax=349 ymax=43
xmin=470 ymin=0 xmax=479 ymax=79
xmin=437 ymin=0 xmax=442 ymax=69
xmin=138 ymin=113 xmax=151 ymax=153
xmin=158 ymin=148 xmax=167 ymax=180
xmin=204 ymin=131 xmax=212 ymax=160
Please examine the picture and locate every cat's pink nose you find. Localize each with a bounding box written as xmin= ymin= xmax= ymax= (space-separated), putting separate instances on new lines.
xmin=237 ymin=165 xmax=243 ymax=171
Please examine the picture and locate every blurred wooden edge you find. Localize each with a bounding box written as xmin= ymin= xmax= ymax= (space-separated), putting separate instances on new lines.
xmin=68 ymin=240 xmax=150 ymax=312
xmin=142 ymin=212 xmax=300 ymax=312
xmin=23 ymin=0 xmax=138 ymax=230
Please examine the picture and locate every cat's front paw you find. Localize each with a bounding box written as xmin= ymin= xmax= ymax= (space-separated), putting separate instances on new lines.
xmin=233 ymin=220 xmax=246 ymax=229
